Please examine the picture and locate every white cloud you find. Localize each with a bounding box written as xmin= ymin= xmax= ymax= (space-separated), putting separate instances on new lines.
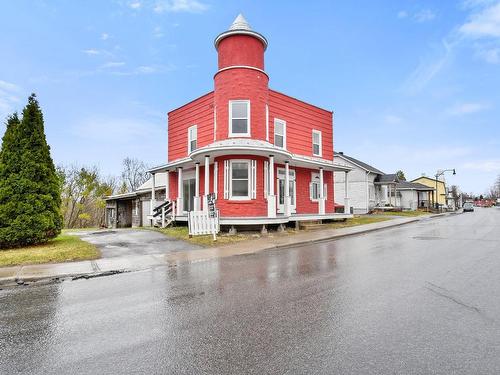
xmin=100 ymin=61 xmax=126 ymax=69
xmin=446 ymin=102 xmax=489 ymax=115
xmin=72 ymin=116 xmax=164 ymax=144
xmin=384 ymin=114 xmax=403 ymax=124
xmin=83 ymin=49 xmax=100 ymax=55
xmin=109 ymin=64 xmax=175 ymax=76
xmin=129 ymin=1 xmax=142 ymax=9
xmin=153 ymin=26 xmax=164 ymax=38
xmin=153 ymin=0 xmax=209 ymax=14
xmin=475 ymin=46 xmax=500 ymax=62
xmin=0 ymin=80 xmax=21 ymax=121
xmin=402 ymin=39 xmax=453 ymax=93
xmin=463 ymin=159 xmax=500 ymax=172
xmin=414 ymin=9 xmax=436 ymax=22
xmin=460 ymin=2 xmax=500 ymax=38
xmin=101 ymin=33 xmax=110 ymax=40
xmin=397 ymin=10 xmax=408 ymax=19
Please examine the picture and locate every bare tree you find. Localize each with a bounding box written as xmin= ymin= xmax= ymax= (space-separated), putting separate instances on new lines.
xmin=59 ymin=165 xmax=116 ymax=228
xmin=120 ymin=157 xmax=149 ymax=192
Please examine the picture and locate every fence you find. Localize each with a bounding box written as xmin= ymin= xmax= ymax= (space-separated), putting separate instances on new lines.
xmin=188 ymin=210 xmax=220 ymax=239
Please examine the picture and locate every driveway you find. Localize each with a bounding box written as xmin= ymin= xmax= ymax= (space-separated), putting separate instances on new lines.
xmin=74 ymin=229 xmax=201 ymax=258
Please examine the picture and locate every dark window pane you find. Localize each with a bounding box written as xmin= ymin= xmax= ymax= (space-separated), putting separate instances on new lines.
xmin=232 ymin=180 xmax=248 ymax=196
xmin=232 ymin=102 xmax=248 ymax=118
xmin=232 ymin=119 xmax=248 ymax=134
xmin=275 ymin=134 xmax=283 ymax=147
xmin=190 ymin=140 xmax=197 ymax=151
xmin=232 ymin=163 xmax=248 ymax=178
xmin=313 ymin=144 xmax=320 ymax=155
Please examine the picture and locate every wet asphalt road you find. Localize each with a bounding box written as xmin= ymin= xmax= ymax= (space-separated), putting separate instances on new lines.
xmin=1 ymin=208 xmax=499 ymax=374
xmin=75 ymin=229 xmax=201 ymax=258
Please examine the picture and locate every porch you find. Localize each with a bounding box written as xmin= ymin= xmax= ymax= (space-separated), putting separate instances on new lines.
xmin=170 ymin=212 xmax=353 ymax=225
xmin=146 ymin=139 xmax=354 ymax=226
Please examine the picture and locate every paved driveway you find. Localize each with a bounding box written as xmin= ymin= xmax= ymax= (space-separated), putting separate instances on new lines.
xmin=74 ymin=229 xmax=201 ymax=258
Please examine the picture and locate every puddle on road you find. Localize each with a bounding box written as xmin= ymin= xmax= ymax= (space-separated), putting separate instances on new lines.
xmin=412 ymin=236 xmax=445 ymax=240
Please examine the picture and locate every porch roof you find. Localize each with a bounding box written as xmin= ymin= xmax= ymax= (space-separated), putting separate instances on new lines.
xmin=149 ymin=139 xmax=351 ymax=173
xmin=396 ymin=181 xmax=435 ymax=191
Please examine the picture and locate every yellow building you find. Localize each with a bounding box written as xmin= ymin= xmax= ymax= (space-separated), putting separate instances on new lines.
xmin=411 ymin=176 xmax=446 ymax=207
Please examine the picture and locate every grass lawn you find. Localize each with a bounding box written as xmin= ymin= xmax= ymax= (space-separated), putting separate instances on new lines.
xmin=326 ymin=215 xmax=392 ymax=229
xmin=375 ymin=210 xmax=432 ymax=217
xmin=0 ymin=233 xmax=100 ymax=267
xmin=152 ymin=226 xmax=261 ymax=247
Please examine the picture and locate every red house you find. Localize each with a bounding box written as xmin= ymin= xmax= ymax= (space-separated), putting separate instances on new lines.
xmin=106 ymin=15 xmax=352 ymax=229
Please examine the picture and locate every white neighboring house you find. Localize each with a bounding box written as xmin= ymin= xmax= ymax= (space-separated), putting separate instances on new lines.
xmin=334 ymin=152 xmax=385 ymax=214
xmin=334 ymin=152 xmax=435 ymax=213
xmin=394 ymin=181 xmax=435 ymax=211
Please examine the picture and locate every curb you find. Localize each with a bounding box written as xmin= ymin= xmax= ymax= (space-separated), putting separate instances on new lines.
xmin=0 ymin=212 xmax=461 ymax=288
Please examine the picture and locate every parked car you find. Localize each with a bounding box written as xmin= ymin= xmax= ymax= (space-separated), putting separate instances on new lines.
xmin=463 ymin=202 xmax=474 ymax=212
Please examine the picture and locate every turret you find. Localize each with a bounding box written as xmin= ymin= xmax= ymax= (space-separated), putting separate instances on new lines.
xmin=213 ymin=14 xmax=269 ymax=141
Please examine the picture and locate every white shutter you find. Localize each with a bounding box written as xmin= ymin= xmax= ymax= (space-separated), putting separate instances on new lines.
xmin=309 ymin=182 xmax=313 ymax=200
xmin=251 ymin=160 xmax=257 ymax=199
xmin=324 ymin=184 xmax=328 ymax=199
xmin=214 ymin=161 xmax=218 ymax=199
xmin=264 ymin=161 xmax=269 ymax=198
xmin=223 ymin=160 xmax=229 ymax=199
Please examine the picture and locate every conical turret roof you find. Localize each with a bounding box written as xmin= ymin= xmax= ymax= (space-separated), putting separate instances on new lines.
xmin=229 ymin=14 xmax=251 ymax=31
xmin=214 ymin=14 xmax=267 ymax=50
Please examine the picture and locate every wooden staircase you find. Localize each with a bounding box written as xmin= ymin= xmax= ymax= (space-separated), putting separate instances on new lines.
xmin=151 ymin=200 xmax=174 ymax=228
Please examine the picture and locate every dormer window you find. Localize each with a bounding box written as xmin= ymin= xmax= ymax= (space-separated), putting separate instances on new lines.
xmin=274 ymin=119 xmax=286 ymax=148
xmin=229 ymin=100 xmax=250 ymax=137
xmin=312 ymin=129 xmax=322 ymax=157
xmin=188 ymin=125 xmax=197 ymax=153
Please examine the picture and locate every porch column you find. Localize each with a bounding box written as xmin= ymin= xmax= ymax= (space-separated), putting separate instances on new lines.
xmin=344 ymin=171 xmax=350 ymax=214
xmin=267 ymin=155 xmax=276 ymax=218
xmin=194 ymin=162 xmax=201 ymax=211
xmin=284 ymin=161 xmax=291 ymax=216
xmin=150 ymin=172 xmax=156 ymax=215
xmin=177 ymin=167 xmax=183 ymax=215
xmin=319 ymin=167 xmax=325 ymax=214
xmin=203 ymin=156 xmax=210 ymax=212
xmin=165 ymin=170 xmax=170 ymax=201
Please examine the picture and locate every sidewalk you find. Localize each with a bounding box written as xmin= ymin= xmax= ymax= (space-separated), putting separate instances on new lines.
xmin=0 ymin=213 xmax=456 ymax=287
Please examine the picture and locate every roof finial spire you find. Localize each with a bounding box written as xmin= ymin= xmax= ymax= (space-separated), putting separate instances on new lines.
xmin=230 ymin=13 xmax=251 ymax=31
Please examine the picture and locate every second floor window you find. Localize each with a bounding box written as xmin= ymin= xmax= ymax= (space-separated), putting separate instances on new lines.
xmin=274 ymin=119 xmax=286 ymax=148
xmin=229 ymin=100 xmax=250 ymax=137
xmin=188 ymin=125 xmax=197 ymax=153
xmin=312 ymin=130 xmax=322 ymax=157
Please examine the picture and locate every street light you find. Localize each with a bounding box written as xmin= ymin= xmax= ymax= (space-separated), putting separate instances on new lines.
xmin=435 ymin=169 xmax=456 ymax=210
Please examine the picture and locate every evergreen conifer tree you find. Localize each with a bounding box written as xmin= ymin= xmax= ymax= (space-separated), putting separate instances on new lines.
xmin=0 ymin=94 xmax=62 ymax=248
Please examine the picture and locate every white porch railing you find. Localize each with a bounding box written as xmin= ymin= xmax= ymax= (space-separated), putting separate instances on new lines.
xmin=188 ymin=210 xmax=220 ymax=239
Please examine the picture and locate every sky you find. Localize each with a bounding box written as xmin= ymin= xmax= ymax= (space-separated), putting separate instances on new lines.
xmin=1 ymin=0 xmax=499 ymax=194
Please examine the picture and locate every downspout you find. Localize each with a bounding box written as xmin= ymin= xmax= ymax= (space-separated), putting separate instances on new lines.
xmin=366 ymin=171 xmax=370 ymax=213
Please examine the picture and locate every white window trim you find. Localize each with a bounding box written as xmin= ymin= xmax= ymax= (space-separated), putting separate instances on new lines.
xmin=274 ymin=118 xmax=287 ymax=149
xmin=188 ymin=125 xmax=197 ymax=153
xmin=312 ymin=129 xmax=322 ymax=157
xmin=229 ymin=159 xmax=251 ymax=200
xmin=309 ymin=172 xmax=327 ymax=201
xmin=264 ymin=160 xmax=269 ymax=199
xmin=229 ymin=100 xmax=251 ymax=137
xmin=265 ymin=104 xmax=269 ymax=141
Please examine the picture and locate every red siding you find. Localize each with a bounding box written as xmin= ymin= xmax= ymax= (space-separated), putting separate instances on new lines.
xmin=268 ymin=90 xmax=333 ymax=161
xmin=168 ymin=92 xmax=214 ymax=162
xmin=217 ymin=35 xmax=265 ymax=70
xmin=214 ymin=68 xmax=268 ymax=141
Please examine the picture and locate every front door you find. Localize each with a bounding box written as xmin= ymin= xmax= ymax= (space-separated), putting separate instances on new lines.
xmin=183 ymin=178 xmax=196 ymax=212
xmin=277 ymin=168 xmax=296 ymax=214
